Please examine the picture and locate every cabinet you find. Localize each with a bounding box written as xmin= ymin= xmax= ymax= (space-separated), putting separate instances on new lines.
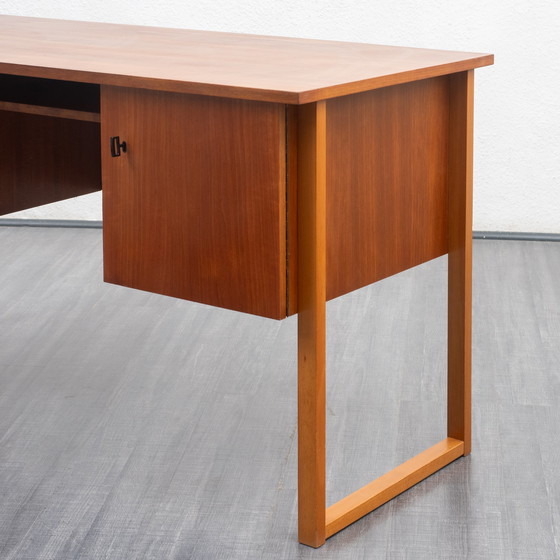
xmin=102 ymin=76 xmax=450 ymax=319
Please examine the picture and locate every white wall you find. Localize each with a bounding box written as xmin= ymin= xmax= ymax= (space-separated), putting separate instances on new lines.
xmin=2 ymin=0 xmax=559 ymax=233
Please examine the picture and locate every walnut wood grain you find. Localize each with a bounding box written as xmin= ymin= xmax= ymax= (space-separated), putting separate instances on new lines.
xmin=0 ymin=111 xmax=101 ymax=216
xmin=325 ymin=76 xmax=450 ymax=301
xmin=0 ymin=15 xmax=493 ymax=104
xmin=101 ymin=86 xmax=287 ymax=319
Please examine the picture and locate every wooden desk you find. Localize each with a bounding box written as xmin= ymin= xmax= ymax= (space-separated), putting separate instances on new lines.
xmin=0 ymin=15 xmax=493 ymax=547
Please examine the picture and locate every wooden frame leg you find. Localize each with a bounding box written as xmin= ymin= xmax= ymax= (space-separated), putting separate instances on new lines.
xmin=296 ymin=73 xmax=474 ymax=546
xmin=448 ymin=70 xmax=474 ymax=455
xmin=297 ymin=100 xmax=327 ymax=548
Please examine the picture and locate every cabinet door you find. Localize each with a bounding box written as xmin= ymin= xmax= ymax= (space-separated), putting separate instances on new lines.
xmin=101 ymin=87 xmax=287 ymax=319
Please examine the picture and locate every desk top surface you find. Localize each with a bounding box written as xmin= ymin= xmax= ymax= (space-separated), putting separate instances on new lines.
xmin=0 ymin=15 xmax=493 ymax=103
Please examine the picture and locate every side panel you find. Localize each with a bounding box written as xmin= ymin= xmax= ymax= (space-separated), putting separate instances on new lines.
xmin=0 ymin=111 xmax=101 ymax=215
xmin=101 ymin=87 xmax=287 ymax=319
xmin=325 ymin=76 xmax=449 ymax=301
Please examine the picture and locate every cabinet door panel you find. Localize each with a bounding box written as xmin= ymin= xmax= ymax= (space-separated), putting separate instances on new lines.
xmin=101 ymin=87 xmax=286 ymax=319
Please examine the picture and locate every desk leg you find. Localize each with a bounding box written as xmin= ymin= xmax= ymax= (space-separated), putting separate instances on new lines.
xmin=297 ymin=100 xmax=327 ymax=548
xmin=296 ymin=73 xmax=474 ymax=545
xmin=448 ymin=70 xmax=474 ymax=455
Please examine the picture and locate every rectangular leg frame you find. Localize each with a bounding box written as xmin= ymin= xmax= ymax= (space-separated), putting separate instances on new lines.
xmin=296 ymin=70 xmax=473 ymax=548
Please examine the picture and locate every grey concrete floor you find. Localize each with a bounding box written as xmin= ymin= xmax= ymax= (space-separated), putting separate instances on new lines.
xmin=0 ymin=226 xmax=559 ymax=559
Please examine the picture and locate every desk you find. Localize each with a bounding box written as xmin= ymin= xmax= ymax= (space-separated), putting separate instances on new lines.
xmin=0 ymin=15 xmax=493 ymax=547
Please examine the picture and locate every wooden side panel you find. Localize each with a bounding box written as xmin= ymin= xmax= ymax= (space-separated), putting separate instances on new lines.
xmin=325 ymin=77 xmax=449 ymax=301
xmin=101 ymin=87 xmax=287 ymax=319
xmin=0 ymin=111 xmax=101 ymax=215
xmin=286 ymin=105 xmax=299 ymax=316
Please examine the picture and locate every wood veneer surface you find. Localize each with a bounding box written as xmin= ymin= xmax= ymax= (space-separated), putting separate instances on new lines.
xmin=0 ymin=112 xmax=101 ymax=215
xmin=325 ymin=76 xmax=449 ymax=301
xmin=0 ymin=15 xmax=493 ymax=103
xmin=101 ymin=86 xmax=287 ymax=319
